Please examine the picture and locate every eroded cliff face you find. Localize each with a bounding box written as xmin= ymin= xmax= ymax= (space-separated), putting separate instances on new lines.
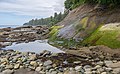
xmin=56 ymin=4 xmax=120 ymax=41
xmin=49 ymin=4 xmax=120 ymax=48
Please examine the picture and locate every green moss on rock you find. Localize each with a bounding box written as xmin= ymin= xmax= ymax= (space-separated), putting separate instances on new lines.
xmin=83 ymin=23 xmax=120 ymax=48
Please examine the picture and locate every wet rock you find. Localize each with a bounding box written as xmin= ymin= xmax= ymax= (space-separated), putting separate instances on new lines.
xmin=1 ymin=42 xmax=12 ymax=46
xmin=41 ymin=50 xmax=51 ymax=57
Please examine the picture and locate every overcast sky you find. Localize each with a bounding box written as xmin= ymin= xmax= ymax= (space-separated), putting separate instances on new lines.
xmin=0 ymin=0 xmax=65 ymax=25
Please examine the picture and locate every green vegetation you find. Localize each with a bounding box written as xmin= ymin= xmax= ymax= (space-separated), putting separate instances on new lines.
xmin=65 ymin=0 xmax=120 ymax=10
xmin=48 ymin=26 xmax=80 ymax=48
xmin=83 ymin=24 xmax=120 ymax=48
xmin=49 ymin=26 xmax=63 ymax=41
xmin=23 ymin=12 xmax=68 ymax=26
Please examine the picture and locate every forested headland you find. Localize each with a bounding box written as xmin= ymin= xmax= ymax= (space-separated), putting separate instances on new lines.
xmin=23 ymin=12 xmax=68 ymax=26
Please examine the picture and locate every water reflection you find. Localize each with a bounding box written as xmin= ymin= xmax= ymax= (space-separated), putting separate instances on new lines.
xmin=3 ymin=40 xmax=64 ymax=53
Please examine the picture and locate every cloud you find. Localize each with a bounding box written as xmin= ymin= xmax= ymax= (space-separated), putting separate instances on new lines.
xmin=0 ymin=0 xmax=65 ymax=17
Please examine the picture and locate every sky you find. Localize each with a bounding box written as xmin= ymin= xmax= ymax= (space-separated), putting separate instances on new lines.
xmin=0 ymin=0 xmax=65 ymax=25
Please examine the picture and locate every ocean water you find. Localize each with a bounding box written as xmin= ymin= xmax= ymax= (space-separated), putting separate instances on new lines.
xmin=0 ymin=25 xmax=21 ymax=28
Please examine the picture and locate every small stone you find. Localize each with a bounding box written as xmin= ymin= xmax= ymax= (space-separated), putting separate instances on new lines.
xmin=2 ymin=69 xmax=13 ymax=74
xmin=75 ymin=66 xmax=82 ymax=71
xmin=51 ymin=71 xmax=57 ymax=74
xmin=35 ymin=67 xmax=42 ymax=72
xmin=92 ymin=71 xmax=97 ymax=74
xmin=105 ymin=67 xmax=112 ymax=72
xmin=29 ymin=66 xmax=35 ymax=70
xmin=69 ymin=68 xmax=74 ymax=71
xmin=112 ymin=68 xmax=120 ymax=74
xmin=14 ymin=64 xmax=20 ymax=69
xmin=46 ymin=65 xmax=52 ymax=70
xmin=101 ymin=72 xmax=107 ymax=74
xmin=44 ymin=60 xmax=52 ymax=66
xmin=74 ymin=61 xmax=81 ymax=64
xmin=58 ymin=72 xmax=63 ymax=74
xmin=95 ymin=65 xmax=101 ymax=69
xmin=84 ymin=71 xmax=92 ymax=74
xmin=22 ymin=57 xmax=27 ymax=62
xmin=84 ymin=65 xmax=91 ymax=69
xmin=1 ymin=58 xmax=8 ymax=63
xmin=5 ymin=65 xmax=13 ymax=69
xmin=49 ymin=69 xmax=55 ymax=73
xmin=29 ymin=54 xmax=37 ymax=61
xmin=108 ymin=62 xmax=120 ymax=68
xmin=97 ymin=68 xmax=104 ymax=73
xmin=104 ymin=61 xmax=113 ymax=67
xmin=97 ymin=61 xmax=104 ymax=66
xmin=85 ymin=68 xmax=91 ymax=72
xmin=30 ymin=61 xmax=38 ymax=67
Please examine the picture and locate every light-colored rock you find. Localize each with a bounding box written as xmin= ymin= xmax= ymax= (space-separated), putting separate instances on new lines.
xmin=64 ymin=70 xmax=79 ymax=74
xmin=108 ymin=62 xmax=120 ymax=68
xmin=30 ymin=61 xmax=38 ymax=67
xmin=46 ymin=65 xmax=52 ymax=70
xmin=5 ymin=65 xmax=13 ymax=69
xmin=84 ymin=71 xmax=92 ymax=74
xmin=51 ymin=71 xmax=58 ymax=74
xmin=104 ymin=61 xmax=113 ymax=67
xmin=112 ymin=68 xmax=120 ymax=74
xmin=75 ymin=66 xmax=82 ymax=71
xmin=97 ymin=68 xmax=104 ymax=73
xmin=35 ymin=67 xmax=42 ymax=72
xmin=2 ymin=42 xmax=12 ymax=46
xmin=14 ymin=64 xmax=20 ymax=69
xmin=97 ymin=61 xmax=104 ymax=66
xmin=101 ymin=72 xmax=107 ymax=74
xmin=44 ymin=60 xmax=52 ymax=66
xmin=1 ymin=58 xmax=8 ymax=63
xmin=2 ymin=69 xmax=13 ymax=74
xmin=95 ymin=65 xmax=101 ymax=69
xmin=29 ymin=54 xmax=37 ymax=61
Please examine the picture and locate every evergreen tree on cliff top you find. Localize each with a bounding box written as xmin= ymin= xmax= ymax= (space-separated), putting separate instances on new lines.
xmin=65 ymin=0 xmax=120 ymax=10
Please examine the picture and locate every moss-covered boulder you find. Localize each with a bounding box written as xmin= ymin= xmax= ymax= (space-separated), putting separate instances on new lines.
xmin=83 ymin=23 xmax=120 ymax=48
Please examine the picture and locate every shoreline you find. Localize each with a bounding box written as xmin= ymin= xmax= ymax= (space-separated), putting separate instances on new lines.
xmin=0 ymin=26 xmax=120 ymax=74
xmin=0 ymin=47 xmax=120 ymax=74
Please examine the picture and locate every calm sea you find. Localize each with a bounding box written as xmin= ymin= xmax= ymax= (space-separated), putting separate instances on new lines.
xmin=0 ymin=25 xmax=21 ymax=28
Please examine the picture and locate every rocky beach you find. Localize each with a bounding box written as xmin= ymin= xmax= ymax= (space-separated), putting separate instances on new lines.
xmin=0 ymin=26 xmax=49 ymax=48
xmin=0 ymin=46 xmax=120 ymax=74
xmin=1 ymin=0 xmax=120 ymax=74
xmin=0 ymin=26 xmax=120 ymax=74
